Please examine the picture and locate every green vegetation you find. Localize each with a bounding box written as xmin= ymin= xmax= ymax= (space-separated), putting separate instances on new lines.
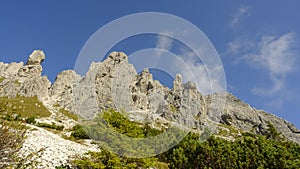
xmin=25 ymin=116 xmax=36 ymax=124
xmin=0 ymin=76 xmax=5 ymax=83
xmin=59 ymin=108 xmax=78 ymax=121
xmin=160 ymin=132 xmax=300 ymax=168
xmin=0 ymin=119 xmax=25 ymax=168
xmin=72 ymin=109 xmax=184 ymax=162
xmin=14 ymin=80 xmax=22 ymax=85
xmin=266 ymin=121 xmax=284 ymax=141
xmin=0 ymin=108 xmax=43 ymax=168
xmin=169 ymin=104 xmax=178 ymax=113
xmin=53 ymin=103 xmax=60 ymax=108
xmin=66 ymin=109 xmax=169 ymax=168
xmin=55 ymin=165 xmax=72 ymax=169
xmin=218 ymin=124 xmax=240 ymax=137
xmin=71 ymin=109 xmax=300 ymax=169
xmin=102 ymin=109 xmax=163 ymax=138
xmin=1 ymin=97 xmax=300 ymax=169
xmin=71 ymin=149 xmax=168 ymax=169
xmin=70 ymin=124 xmax=90 ymax=139
xmin=37 ymin=122 xmax=64 ymax=131
xmin=0 ymin=96 xmax=51 ymax=119
xmin=194 ymin=114 xmax=200 ymax=120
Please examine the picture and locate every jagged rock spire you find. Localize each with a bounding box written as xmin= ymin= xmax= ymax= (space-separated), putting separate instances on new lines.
xmin=26 ymin=50 xmax=45 ymax=65
xmin=18 ymin=50 xmax=45 ymax=77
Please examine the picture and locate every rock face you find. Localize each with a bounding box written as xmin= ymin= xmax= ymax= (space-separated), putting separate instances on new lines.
xmin=1 ymin=50 xmax=300 ymax=146
xmin=0 ymin=50 xmax=50 ymax=100
xmin=205 ymin=93 xmax=300 ymax=143
xmin=49 ymin=70 xmax=82 ymax=111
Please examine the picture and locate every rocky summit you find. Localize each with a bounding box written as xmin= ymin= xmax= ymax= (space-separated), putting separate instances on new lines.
xmin=0 ymin=50 xmax=300 ymax=168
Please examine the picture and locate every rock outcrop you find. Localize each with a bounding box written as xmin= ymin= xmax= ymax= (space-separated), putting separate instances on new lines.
xmin=49 ymin=70 xmax=82 ymax=111
xmin=206 ymin=93 xmax=300 ymax=143
xmin=26 ymin=50 xmax=45 ymax=65
xmin=1 ymin=50 xmax=300 ymax=167
xmin=0 ymin=50 xmax=50 ymax=100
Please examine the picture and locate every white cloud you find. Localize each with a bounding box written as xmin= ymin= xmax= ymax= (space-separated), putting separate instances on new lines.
xmin=225 ymin=32 xmax=298 ymax=109
xmin=251 ymin=75 xmax=284 ymax=96
xmin=241 ymin=32 xmax=297 ymax=98
xmin=152 ymin=32 xmax=226 ymax=95
xmin=227 ymin=41 xmax=241 ymax=54
xmin=244 ymin=32 xmax=296 ymax=76
xmin=175 ymin=47 xmax=226 ymax=95
xmin=155 ymin=33 xmax=173 ymax=57
xmin=249 ymin=33 xmax=297 ymax=76
xmin=230 ymin=6 xmax=250 ymax=27
xmin=225 ymin=38 xmax=255 ymax=56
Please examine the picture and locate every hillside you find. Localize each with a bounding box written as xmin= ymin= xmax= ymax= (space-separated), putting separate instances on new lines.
xmin=0 ymin=50 xmax=300 ymax=168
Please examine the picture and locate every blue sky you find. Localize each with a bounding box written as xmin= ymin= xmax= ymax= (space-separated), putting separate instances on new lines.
xmin=0 ymin=1 xmax=299 ymax=128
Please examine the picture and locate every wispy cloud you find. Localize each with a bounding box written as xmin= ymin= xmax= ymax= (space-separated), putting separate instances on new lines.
xmin=230 ymin=6 xmax=250 ymax=27
xmin=152 ymin=32 xmax=226 ymax=95
xmin=244 ymin=32 xmax=297 ymax=77
xmin=155 ymin=33 xmax=173 ymax=57
xmin=251 ymin=75 xmax=284 ymax=96
xmin=225 ymin=38 xmax=255 ymax=56
xmin=175 ymin=47 xmax=226 ymax=95
xmin=229 ymin=32 xmax=298 ymax=107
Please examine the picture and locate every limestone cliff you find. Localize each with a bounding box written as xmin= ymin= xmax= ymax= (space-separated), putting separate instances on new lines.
xmin=0 ymin=50 xmax=299 ymax=145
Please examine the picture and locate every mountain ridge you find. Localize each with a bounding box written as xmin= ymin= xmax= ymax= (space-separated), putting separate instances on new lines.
xmin=0 ymin=50 xmax=300 ymax=168
xmin=1 ymin=50 xmax=300 ymax=168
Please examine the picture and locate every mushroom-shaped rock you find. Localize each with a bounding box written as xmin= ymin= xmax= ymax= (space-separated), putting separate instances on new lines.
xmin=18 ymin=50 xmax=45 ymax=77
xmin=26 ymin=50 xmax=45 ymax=65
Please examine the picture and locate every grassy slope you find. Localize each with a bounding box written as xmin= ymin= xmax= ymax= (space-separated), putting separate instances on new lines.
xmin=0 ymin=96 xmax=51 ymax=118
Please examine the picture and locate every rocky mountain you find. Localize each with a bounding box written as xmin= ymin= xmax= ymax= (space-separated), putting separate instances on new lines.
xmin=1 ymin=50 xmax=300 ymax=168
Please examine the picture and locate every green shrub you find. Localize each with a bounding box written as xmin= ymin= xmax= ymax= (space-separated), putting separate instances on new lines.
xmin=0 ymin=114 xmax=22 ymax=121
xmin=55 ymin=165 xmax=72 ymax=169
xmin=37 ymin=123 xmax=64 ymax=131
xmin=102 ymin=109 xmax=162 ymax=138
xmin=26 ymin=116 xmax=36 ymax=124
xmin=0 ymin=120 xmax=25 ymax=168
xmin=71 ymin=125 xmax=90 ymax=139
xmin=72 ymin=149 xmax=164 ymax=169
xmin=159 ymin=129 xmax=300 ymax=169
xmin=70 ymin=110 xmax=300 ymax=168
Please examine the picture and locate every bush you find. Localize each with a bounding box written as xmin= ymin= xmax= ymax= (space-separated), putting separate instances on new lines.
xmin=72 ymin=149 xmax=164 ymax=169
xmin=55 ymin=165 xmax=72 ymax=169
xmin=37 ymin=123 xmax=64 ymax=130
xmin=102 ymin=109 xmax=162 ymax=138
xmin=71 ymin=125 xmax=90 ymax=139
xmin=26 ymin=116 xmax=36 ymax=124
xmin=0 ymin=120 xmax=25 ymax=168
xmin=0 ymin=114 xmax=22 ymax=122
xmin=70 ymin=109 xmax=300 ymax=168
xmin=159 ymin=131 xmax=300 ymax=169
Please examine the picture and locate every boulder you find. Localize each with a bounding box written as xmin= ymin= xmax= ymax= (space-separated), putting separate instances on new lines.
xmin=26 ymin=50 xmax=45 ymax=65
